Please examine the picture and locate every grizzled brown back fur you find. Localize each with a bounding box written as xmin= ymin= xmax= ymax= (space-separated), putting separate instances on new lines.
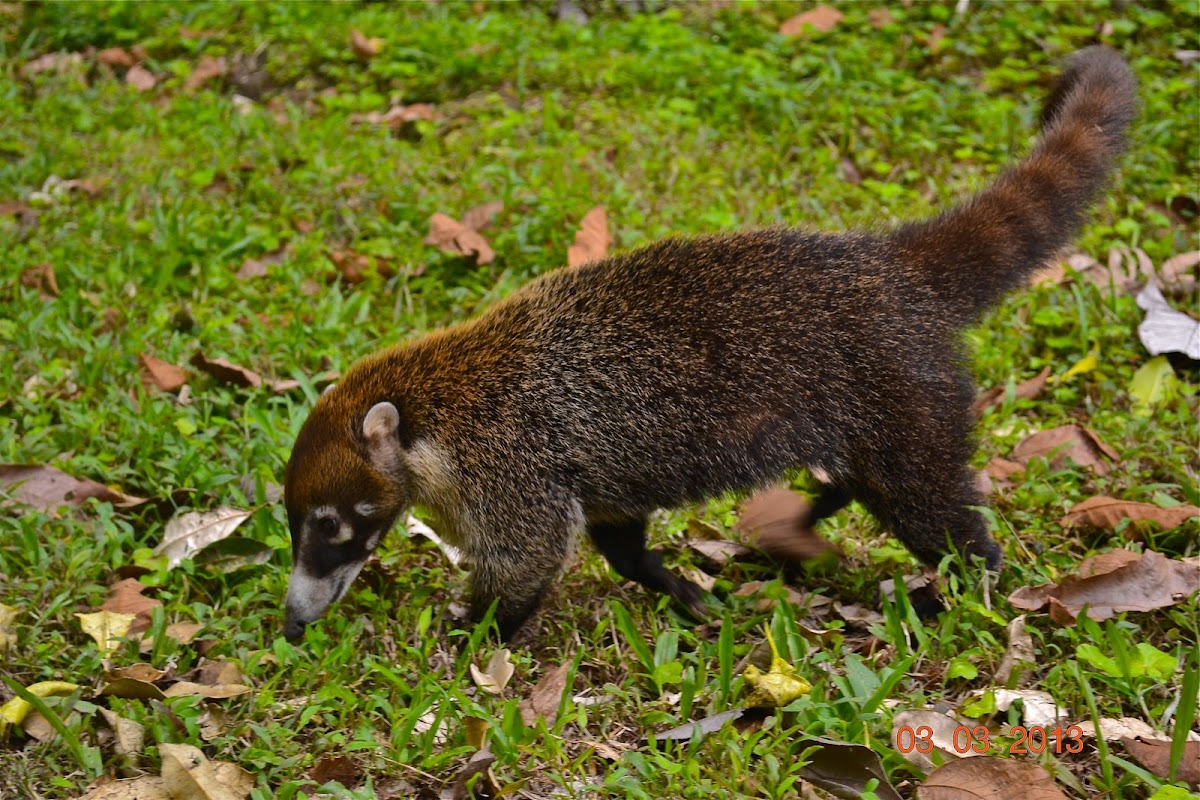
xmin=283 ymin=48 xmax=1136 ymax=641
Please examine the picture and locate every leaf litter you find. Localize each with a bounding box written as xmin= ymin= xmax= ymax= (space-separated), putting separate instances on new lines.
xmin=0 ymin=464 xmax=146 ymax=512
xmin=567 ymin=206 xmax=609 ymax=267
xmin=424 ymin=212 xmax=495 ymax=265
xmin=154 ymin=507 xmax=252 ymax=568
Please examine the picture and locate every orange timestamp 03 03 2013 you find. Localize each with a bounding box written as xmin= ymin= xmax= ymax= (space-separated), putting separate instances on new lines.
xmin=894 ymin=724 xmax=1086 ymax=756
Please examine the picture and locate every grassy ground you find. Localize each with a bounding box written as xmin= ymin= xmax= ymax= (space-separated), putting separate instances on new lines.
xmin=1 ymin=1 xmax=1198 ymax=798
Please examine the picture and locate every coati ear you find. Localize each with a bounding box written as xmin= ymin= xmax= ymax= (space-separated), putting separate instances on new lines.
xmin=362 ymin=401 xmax=403 ymax=472
xmin=322 ymin=383 xmax=337 ymax=396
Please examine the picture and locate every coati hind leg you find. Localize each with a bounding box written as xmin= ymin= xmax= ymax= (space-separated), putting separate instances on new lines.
xmin=588 ymin=518 xmax=706 ymax=616
xmin=804 ymin=484 xmax=853 ymax=529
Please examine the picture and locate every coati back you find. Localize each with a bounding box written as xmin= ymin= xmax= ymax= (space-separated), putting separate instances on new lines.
xmin=282 ymin=48 xmax=1136 ymax=642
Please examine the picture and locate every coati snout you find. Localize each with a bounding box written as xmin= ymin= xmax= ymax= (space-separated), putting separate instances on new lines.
xmin=281 ymin=47 xmax=1135 ymax=643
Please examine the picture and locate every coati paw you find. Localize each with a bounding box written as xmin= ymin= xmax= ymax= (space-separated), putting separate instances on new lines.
xmin=669 ymin=577 xmax=708 ymax=619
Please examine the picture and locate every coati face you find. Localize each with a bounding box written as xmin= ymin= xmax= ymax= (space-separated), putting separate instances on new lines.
xmin=282 ymin=398 xmax=407 ymax=642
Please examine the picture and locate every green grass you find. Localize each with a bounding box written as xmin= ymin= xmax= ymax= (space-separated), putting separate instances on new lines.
xmin=1 ymin=1 xmax=1198 ymax=798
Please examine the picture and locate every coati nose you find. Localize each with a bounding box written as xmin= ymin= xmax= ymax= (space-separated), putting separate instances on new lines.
xmin=283 ymin=617 xmax=307 ymax=642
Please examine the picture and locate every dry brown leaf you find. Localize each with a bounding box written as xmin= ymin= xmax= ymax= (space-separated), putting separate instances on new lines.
xmin=519 ymin=661 xmax=572 ymax=726
xmin=840 ymin=157 xmax=862 ymax=186
xmin=795 ymin=736 xmax=904 ymax=800
xmin=163 ymin=681 xmax=251 ymax=699
xmin=469 ymin=649 xmax=515 ymax=695
xmin=461 ymin=200 xmax=503 ymax=232
xmin=0 ymin=603 xmax=17 ymax=654
xmin=1160 ymin=249 xmax=1199 ymax=296
xmin=20 ymin=262 xmax=59 ymax=298
xmin=98 ymin=707 xmax=145 ymax=769
xmin=917 ymin=757 xmax=1066 ymax=799
xmin=994 ymin=614 xmax=1035 ymax=685
xmin=424 ymin=213 xmax=495 ymax=265
xmin=1007 ymin=549 xmax=1200 ymax=624
xmin=868 ymin=8 xmax=894 ymax=28
xmin=735 ymin=488 xmax=836 ymax=562
xmin=1010 ymin=424 xmax=1117 ymax=475
xmin=327 ymin=249 xmax=393 ymax=284
xmin=155 ymin=507 xmax=253 ymax=568
xmin=450 ymin=750 xmax=499 ymax=800
xmin=0 ymin=199 xmax=32 ymax=216
xmin=196 ymin=660 xmax=246 ymax=686
xmin=189 ymin=353 xmax=263 ymax=389
xmin=1061 ymin=496 xmax=1200 ymax=531
xmin=1122 ymin=738 xmax=1200 ymax=788
xmin=139 ymin=354 xmax=187 ymax=393
xmin=309 ymin=754 xmax=361 ymax=788
xmin=101 ymin=578 xmax=162 ymax=635
xmin=184 ymin=55 xmax=226 ymax=91
xmin=0 ymin=464 xmax=145 ymax=512
xmin=685 ymin=538 xmax=753 ymax=567
xmin=927 ymin=23 xmax=947 ymax=52
xmin=106 ymin=663 xmax=168 ymax=684
xmin=892 ymin=709 xmax=970 ymax=771
xmin=159 ymin=742 xmax=253 ymax=800
xmin=100 ymin=677 xmax=168 ymax=701
xmin=98 ymin=47 xmax=136 ymax=68
xmin=126 ymin=64 xmax=157 ymax=92
xmin=22 ymin=51 xmax=84 ymax=77
xmin=349 ymin=29 xmax=383 ymax=60
xmin=973 ymin=366 xmax=1051 ymax=415
xmin=780 ymin=6 xmax=843 ymax=35
xmin=567 ymin=206 xmax=609 ymax=267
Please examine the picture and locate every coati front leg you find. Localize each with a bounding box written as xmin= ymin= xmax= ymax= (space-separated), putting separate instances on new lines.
xmin=470 ymin=545 xmax=566 ymax=640
xmin=588 ymin=518 xmax=706 ymax=616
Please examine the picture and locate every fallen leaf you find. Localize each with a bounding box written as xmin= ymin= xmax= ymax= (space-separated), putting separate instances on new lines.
xmin=834 ymin=601 xmax=884 ymax=627
xmin=77 ymin=611 xmax=137 ymax=655
xmin=184 ymin=55 xmax=226 ymax=91
xmin=349 ymin=29 xmax=383 ymax=60
xmin=839 ymin=157 xmax=862 ymax=186
xmin=106 ymin=663 xmax=168 ymax=683
xmin=101 ymin=578 xmax=162 ymax=634
xmin=566 ymin=206 xmax=609 ymax=267
xmin=796 ymin=736 xmax=904 ymax=800
xmin=1061 ymin=496 xmax=1200 ymax=531
xmin=159 ymin=742 xmax=254 ymax=800
xmin=684 ymin=538 xmax=753 ymax=567
xmin=163 ymin=681 xmax=251 ymax=699
xmin=892 ymin=709 xmax=971 ymax=770
xmin=735 ymin=488 xmax=836 ymax=562
xmin=519 ymin=661 xmax=572 ymax=726
xmin=917 ymin=757 xmax=1067 ymax=799
xmin=424 ymin=213 xmax=495 ymax=265
xmin=327 ymin=249 xmax=393 ymax=284
xmin=1160 ymin=250 xmax=1199 ymax=295
xmin=98 ymin=47 xmax=136 ymax=68
xmin=1122 ymin=738 xmax=1200 ymax=788
xmin=1077 ymin=716 xmax=1200 ymax=742
xmin=78 ymin=776 xmax=169 ymax=799
xmin=194 ymin=537 xmax=273 ymax=572
xmin=309 ymin=754 xmax=361 ymax=788
xmin=139 ymin=354 xmax=187 ymax=393
xmin=868 ymin=8 xmax=894 ymax=28
xmin=986 ymin=689 xmax=1066 ymax=728
xmin=973 ymin=366 xmax=1051 ymax=415
xmin=994 ymin=615 xmax=1035 ymax=685
xmin=0 ymin=680 xmax=81 ymax=740
xmin=198 ymin=703 xmax=229 ymax=741
xmin=469 ymin=649 xmax=514 ymax=695
xmin=155 ymin=507 xmax=253 ymax=568
xmin=350 ymin=103 xmax=438 ymax=128
xmin=189 ymin=353 xmax=263 ymax=389
xmin=450 ymin=750 xmax=498 ymax=800
xmin=22 ymin=51 xmax=84 ymax=77
xmin=780 ymin=6 xmax=843 ymax=35
xmin=1010 ymin=424 xmax=1117 ymax=475
xmin=20 ymin=262 xmax=59 ymax=298
xmin=0 ymin=464 xmax=145 ymax=512
xmin=140 ymin=621 xmax=204 ymax=653
xmin=1129 ymin=356 xmax=1177 ymax=409
xmin=126 ymin=64 xmax=157 ymax=92
xmin=654 ymin=708 xmax=746 ymax=742
xmin=196 ymin=660 xmax=245 ymax=687
xmin=98 ymin=707 xmax=145 ymax=769
xmin=461 ymin=200 xmax=503 ymax=232
xmin=1137 ymin=283 xmax=1200 ymax=359
xmin=1007 ymin=549 xmax=1200 ymax=624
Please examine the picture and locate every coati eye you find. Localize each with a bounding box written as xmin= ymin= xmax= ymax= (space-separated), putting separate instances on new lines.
xmin=314 ymin=515 xmax=340 ymax=540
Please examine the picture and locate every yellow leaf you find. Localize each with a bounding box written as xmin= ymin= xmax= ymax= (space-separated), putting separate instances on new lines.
xmin=0 ymin=603 xmax=18 ymax=653
xmin=0 ymin=680 xmax=81 ymax=740
xmin=1058 ymin=351 xmax=1099 ymax=382
xmin=742 ymin=627 xmax=812 ymax=708
xmin=76 ymin=610 xmax=137 ymax=655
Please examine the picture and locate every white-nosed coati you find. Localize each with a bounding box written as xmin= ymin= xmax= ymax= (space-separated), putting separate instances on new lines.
xmin=282 ymin=48 xmax=1136 ymax=642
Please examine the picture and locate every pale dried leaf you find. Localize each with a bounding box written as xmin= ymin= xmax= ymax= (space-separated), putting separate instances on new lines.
xmin=159 ymin=742 xmax=253 ymax=800
xmin=994 ymin=614 xmax=1035 ymax=685
xmin=106 ymin=663 xmax=168 ymax=683
xmin=349 ymin=29 xmax=383 ymax=60
xmin=77 ymin=777 xmax=170 ymax=800
xmin=973 ymin=366 xmax=1051 ymax=415
xmin=685 ymin=538 xmax=753 ymax=566
xmin=198 ymin=704 xmax=229 ymax=741
xmin=163 ymin=681 xmax=252 ymax=699
xmin=567 ymin=206 xmax=609 ymax=267
xmin=461 ymin=200 xmax=503 ymax=232
xmin=155 ymin=507 xmax=253 ymax=568
xmin=780 ymin=6 xmax=843 ymax=35
xmin=98 ymin=707 xmax=145 ymax=765
xmin=126 ymin=65 xmax=157 ymax=92
xmin=424 ymin=213 xmax=495 ymax=265
xmin=1077 ymin=716 xmax=1200 ymax=742
xmin=917 ymin=758 xmax=1066 ymax=799
xmin=1136 ymin=283 xmax=1200 ymax=359
xmin=891 ymin=709 xmax=971 ymax=770
xmin=654 ymin=708 xmax=746 ymax=742
xmin=469 ymin=649 xmax=514 ymax=695
xmin=1061 ymin=496 xmax=1200 ymax=531
xmin=22 ymin=51 xmax=84 ymax=77
xmin=20 ymin=262 xmax=59 ymax=298
xmin=990 ymin=689 xmax=1066 ymax=728
xmin=519 ymin=661 xmax=572 ymax=726
xmin=100 ymin=677 xmax=168 ymax=701
xmin=76 ymin=611 xmax=137 ymax=655
xmin=350 ymin=103 xmax=438 ymax=127
xmin=98 ymin=47 xmax=137 ymax=67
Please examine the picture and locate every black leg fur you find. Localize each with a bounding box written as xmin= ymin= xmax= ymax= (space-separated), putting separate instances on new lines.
xmin=803 ymin=484 xmax=853 ymax=528
xmin=588 ymin=518 xmax=705 ymax=615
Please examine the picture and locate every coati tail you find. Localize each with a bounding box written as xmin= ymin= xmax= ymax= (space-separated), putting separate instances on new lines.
xmin=893 ymin=46 xmax=1136 ymax=325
